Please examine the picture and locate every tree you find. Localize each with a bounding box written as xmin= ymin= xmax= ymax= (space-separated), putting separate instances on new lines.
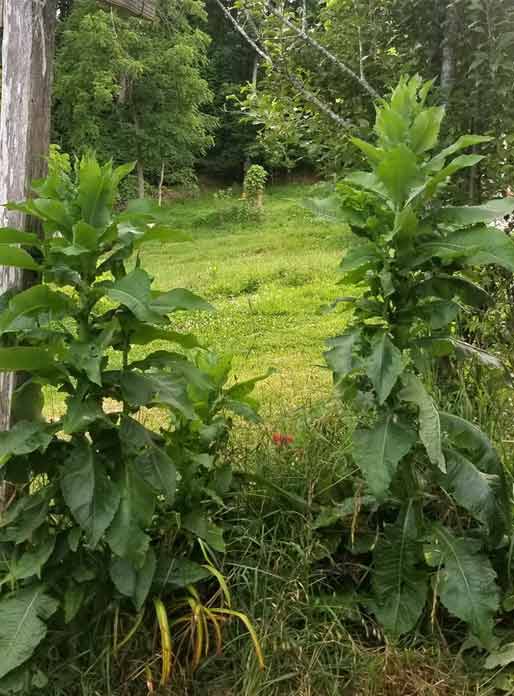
xmin=53 ymin=0 xmax=215 ymax=194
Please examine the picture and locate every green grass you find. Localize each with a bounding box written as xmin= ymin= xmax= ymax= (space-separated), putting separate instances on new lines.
xmin=138 ymin=184 xmax=352 ymax=423
xmin=38 ymin=185 xmax=496 ymax=695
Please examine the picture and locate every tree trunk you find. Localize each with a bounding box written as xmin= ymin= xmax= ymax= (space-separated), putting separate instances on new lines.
xmin=158 ymin=160 xmax=165 ymax=206
xmin=0 ymin=0 xmax=56 ymax=432
xmin=441 ymin=1 xmax=458 ymax=102
xmin=137 ymin=160 xmax=145 ymax=198
xmin=251 ymin=54 xmax=259 ymax=89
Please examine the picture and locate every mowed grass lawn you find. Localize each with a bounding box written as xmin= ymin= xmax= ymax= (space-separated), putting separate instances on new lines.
xmin=139 ymin=184 xmax=352 ymax=422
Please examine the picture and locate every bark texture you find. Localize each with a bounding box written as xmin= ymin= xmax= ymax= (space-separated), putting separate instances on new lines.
xmin=137 ymin=160 xmax=145 ymax=198
xmin=0 ymin=0 xmax=56 ymax=431
xmin=441 ymin=1 xmax=458 ymax=102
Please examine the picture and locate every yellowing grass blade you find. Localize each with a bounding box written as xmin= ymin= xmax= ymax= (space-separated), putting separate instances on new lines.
xmin=198 ymin=537 xmax=218 ymax=567
xmin=153 ymin=598 xmax=173 ymax=686
xmin=211 ymin=608 xmax=265 ymax=670
xmin=205 ymin=607 xmax=223 ymax=655
xmin=203 ymin=564 xmax=232 ymax=608
xmin=145 ymin=665 xmax=155 ymax=693
xmin=188 ymin=597 xmax=204 ymax=671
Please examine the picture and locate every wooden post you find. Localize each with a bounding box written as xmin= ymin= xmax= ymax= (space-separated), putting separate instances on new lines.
xmin=0 ymin=0 xmax=56 ymax=431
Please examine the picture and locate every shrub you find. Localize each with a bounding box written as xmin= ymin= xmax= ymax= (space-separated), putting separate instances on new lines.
xmin=243 ymin=164 xmax=268 ymax=210
xmin=318 ymin=76 xmax=514 ymax=646
xmin=0 ymin=155 xmax=265 ymax=689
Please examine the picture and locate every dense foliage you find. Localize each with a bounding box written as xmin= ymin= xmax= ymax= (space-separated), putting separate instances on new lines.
xmin=54 ymin=0 xmax=215 ymax=192
xmin=320 ymin=76 xmax=514 ymax=643
xmin=0 ymin=156 xmax=265 ymax=689
xmin=223 ymin=0 xmax=514 ymax=194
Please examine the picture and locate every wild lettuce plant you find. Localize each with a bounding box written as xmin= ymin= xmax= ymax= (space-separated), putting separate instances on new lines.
xmin=0 ymin=156 xmax=264 ymax=688
xmin=322 ymin=76 xmax=514 ymax=645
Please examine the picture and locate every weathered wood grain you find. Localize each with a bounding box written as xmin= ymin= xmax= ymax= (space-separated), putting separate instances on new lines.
xmin=102 ymin=0 xmax=156 ymax=20
xmin=0 ymin=0 xmax=56 ymax=430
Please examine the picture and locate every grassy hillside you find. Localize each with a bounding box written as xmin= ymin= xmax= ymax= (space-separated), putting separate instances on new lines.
xmin=140 ymin=184 xmax=351 ymax=423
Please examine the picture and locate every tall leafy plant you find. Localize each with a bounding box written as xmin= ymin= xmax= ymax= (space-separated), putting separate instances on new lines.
xmin=0 ymin=155 xmax=264 ymax=688
xmin=323 ymin=76 xmax=514 ymax=645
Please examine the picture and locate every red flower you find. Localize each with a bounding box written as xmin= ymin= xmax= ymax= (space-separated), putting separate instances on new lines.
xmin=272 ymin=432 xmax=294 ymax=446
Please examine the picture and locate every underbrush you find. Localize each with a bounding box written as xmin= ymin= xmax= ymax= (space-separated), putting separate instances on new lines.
xmin=37 ymin=400 xmax=504 ymax=695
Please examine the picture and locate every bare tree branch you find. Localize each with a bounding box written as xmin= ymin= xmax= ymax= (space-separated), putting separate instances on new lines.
xmin=286 ymin=72 xmax=352 ymax=128
xmin=213 ymin=0 xmax=353 ymax=128
xmin=212 ymin=0 xmax=270 ymax=63
xmin=268 ymin=3 xmax=380 ymax=100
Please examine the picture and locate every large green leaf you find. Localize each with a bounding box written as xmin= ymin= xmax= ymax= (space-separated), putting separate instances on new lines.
xmin=399 ymin=373 xmax=445 ymax=471
xmin=0 ymin=228 xmax=39 ymax=246
xmin=345 ymin=171 xmax=389 ymax=200
xmin=153 ymin=555 xmax=212 ymax=591
xmin=31 ymin=198 xmax=73 ymax=232
xmin=10 ymin=534 xmax=56 ymax=582
xmin=438 ymin=198 xmax=514 ymax=227
xmin=0 ymin=585 xmax=58 ymax=679
xmin=104 ymin=269 xmax=163 ymax=323
xmin=125 ymin=323 xmax=200 ymax=349
xmin=112 ymin=161 xmax=136 ymax=188
xmin=0 ymin=348 xmax=55 ymax=372
xmin=129 ymin=352 xmax=214 ymax=391
xmin=0 ymin=286 xmax=74 ymax=335
xmin=304 ymin=193 xmax=358 ymax=224
xmin=77 ymin=156 xmax=113 ymax=228
xmin=447 ymin=225 xmax=514 ymax=271
xmin=375 ymin=103 xmax=408 ymax=147
xmin=418 ymin=225 xmax=514 ymax=272
xmin=120 ymin=371 xmax=194 ymax=418
xmin=365 ymin=332 xmax=403 ymax=404
xmin=0 ymin=422 xmax=53 ymax=461
xmin=150 ymin=289 xmax=214 ymax=315
xmin=72 ymin=221 xmax=98 ymax=250
xmin=106 ymin=463 xmax=155 ymax=566
xmin=350 ymin=137 xmax=385 ymax=164
xmin=352 ymin=416 xmax=416 ymax=498
xmin=416 ymin=274 xmax=491 ymax=307
xmin=439 ymin=412 xmax=509 ymax=539
xmin=324 ymin=330 xmax=361 ymax=377
xmin=60 ymin=443 xmax=120 ymax=547
xmin=423 ymin=155 xmax=484 ymax=197
xmin=442 ymin=447 xmax=506 ymax=540
xmin=339 ymin=242 xmax=382 ymax=274
xmin=62 ymin=396 xmax=111 ymax=435
xmin=439 ymin=412 xmax=503 ymax=475
xmin=429 ymin=526 xmax=499 ymax=646
xmin=182 ymin=512 xmax=225 ymax=552
xmin=225 ymin=369 xmax=274 ymax=400
xmin=110 ymin=547 xmax=156 ymax=610
xmin=0 ymin=487 xmax=52 ymax=544
xmin=409 ymin=107 xmax=444 ymax=154
xmin=433 ymin=134 xmax=492 ymax=164
xmin=67 ymin=320 xmax=119 ymax=386
xmin=376 ymin=144 xmax=420 ymax=206
xmin=416 ymin=336 xmax=505 ymax=370
xmin=120 ymin=416 xmax=176 ymax=503
xmin=372 ymin=524 xmax=428 ymax=636
xmin=0 ymin=247 xmax=40 ymax=271
xmin=420 ymin=299 xmax=460 ymax=329
xmin=63 ymin=583 xmax=85 ymax=624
